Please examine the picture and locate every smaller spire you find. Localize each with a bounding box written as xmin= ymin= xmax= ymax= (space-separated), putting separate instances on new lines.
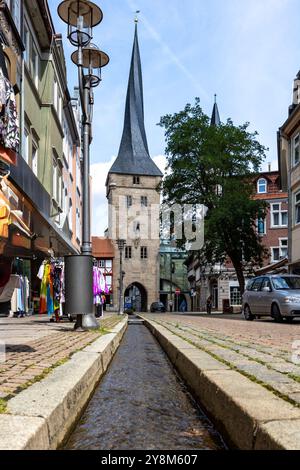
xmin=211 ymin=94 xmax=221 ymax=127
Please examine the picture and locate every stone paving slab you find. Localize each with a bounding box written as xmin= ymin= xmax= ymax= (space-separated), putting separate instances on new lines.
xmin=0 ymin=314 xmax=121 ymax=399
xmin=0 ymin=415 xmax=49 ymax=450
xmin=0 ymin=319 xmax=127 ymax=450
xmin=145 ymin=315 xmax=300 ymax=407
xmin=255 ymin=419 xmax=300 ymax=450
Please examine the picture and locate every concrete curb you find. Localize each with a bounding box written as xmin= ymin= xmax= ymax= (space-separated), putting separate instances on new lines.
xmin=0 ymin=317 xmax=127 ymax=450
xmin=143 ymin=317 xmax=300 ymax=450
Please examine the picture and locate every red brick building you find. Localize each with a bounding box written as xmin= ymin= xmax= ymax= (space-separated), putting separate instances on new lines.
xmin=92 ymin=237 xmax=115 ymax=310
xmin=186 ymin=170 xmax=288 ymax=312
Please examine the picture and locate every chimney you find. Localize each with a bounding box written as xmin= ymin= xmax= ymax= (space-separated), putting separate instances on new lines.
xmin=268 ymin=162 xmax=271 ymax=172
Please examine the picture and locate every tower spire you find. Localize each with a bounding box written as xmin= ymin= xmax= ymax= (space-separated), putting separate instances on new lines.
xmin=109 ymin=23 xmax=162 ymax=177
xmin=210 ymin=94 xmax=221 ymax=127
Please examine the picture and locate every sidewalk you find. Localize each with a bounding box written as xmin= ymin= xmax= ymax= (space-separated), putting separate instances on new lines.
xmin=0 ymin=314 xmax=121 ymax=399
xmin=145 ymin=314 xmax=300 ymax=408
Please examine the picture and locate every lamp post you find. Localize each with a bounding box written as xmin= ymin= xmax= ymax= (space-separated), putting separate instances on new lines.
xmin=116 ymin=239 xmax=126 ymax=315
xmin=57 ymin=0 xmax=109 ymax=330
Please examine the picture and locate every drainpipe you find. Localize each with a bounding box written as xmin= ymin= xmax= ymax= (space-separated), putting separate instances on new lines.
xmin=288 ymin=137 xmax=292 ymax=274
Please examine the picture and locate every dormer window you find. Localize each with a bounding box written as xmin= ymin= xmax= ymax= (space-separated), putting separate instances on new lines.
xmin=133 ymin=176 xmax=140 ymax=185
xmin=257 ymin=178 xmax=267 ymax=194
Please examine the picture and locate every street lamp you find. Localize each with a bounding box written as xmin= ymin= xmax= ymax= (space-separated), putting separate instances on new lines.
xmin=58 ymin=0 xmax=103 ymax=47
xmin=116 ymin=239 xmax=126 ymax=315
xmin=57 ymin=0 xmax=109 ymax=330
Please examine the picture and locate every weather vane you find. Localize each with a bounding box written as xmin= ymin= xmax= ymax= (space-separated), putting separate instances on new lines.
xmin=134 ymin=10 xmax=140 ymax=23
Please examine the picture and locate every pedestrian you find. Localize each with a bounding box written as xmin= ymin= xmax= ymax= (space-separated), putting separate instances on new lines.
xmin=169 ymin=299 xmax=173 ymax=313
xmin=179 ymin=299 xmax=187 ymax=313
xmin=206 ymin=296 xmax=212 ymax=315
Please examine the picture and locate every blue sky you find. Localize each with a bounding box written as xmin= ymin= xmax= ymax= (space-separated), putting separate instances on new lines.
xmin=50 ymin=0 xmax=299 ymax=235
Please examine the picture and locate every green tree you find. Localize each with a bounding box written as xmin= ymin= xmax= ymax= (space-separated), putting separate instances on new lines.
xmin=159 ymin=98 xmax=268 ymax=295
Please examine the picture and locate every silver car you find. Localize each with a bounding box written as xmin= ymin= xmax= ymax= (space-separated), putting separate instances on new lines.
xmin=242 ymin=275 xmax=300 ymax=322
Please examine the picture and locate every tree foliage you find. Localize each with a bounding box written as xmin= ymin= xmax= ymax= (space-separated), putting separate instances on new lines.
xmin=159 ymin=98 xmax=269 ymax=294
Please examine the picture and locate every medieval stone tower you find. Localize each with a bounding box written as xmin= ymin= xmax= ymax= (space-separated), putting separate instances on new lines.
xmin=106 ymin=24 xmax=163 ymax=312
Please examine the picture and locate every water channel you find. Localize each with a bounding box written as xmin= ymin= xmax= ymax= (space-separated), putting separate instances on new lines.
xmin=65 ymin=321 xmax=226 ymax=450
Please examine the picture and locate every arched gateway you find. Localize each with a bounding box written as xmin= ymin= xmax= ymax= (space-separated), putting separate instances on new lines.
xmin=124 ymin=282 xmax=148 ymax=312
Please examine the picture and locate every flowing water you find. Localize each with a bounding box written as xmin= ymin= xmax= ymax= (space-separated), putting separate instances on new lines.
xmin=65 ymin=322 xmax=226 ymax=450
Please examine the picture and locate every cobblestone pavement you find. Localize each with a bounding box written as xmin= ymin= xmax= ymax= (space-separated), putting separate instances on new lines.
xmin=0 ymin=314 xmax=121 ymax=400
xmin=144 ymin=313 xmax=300 ymax=408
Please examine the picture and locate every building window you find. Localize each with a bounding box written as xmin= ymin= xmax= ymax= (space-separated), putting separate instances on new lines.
xmin=295 ymin=192 xmax=300 ymax=225
xmin=32 ymin=141 xmax=38 ymax=176
xmin=134 ymin=221 xmax=140 ymax=233
xmin=105 ymin=275 xmax=112 ymax=289
xmin=106 ymin=260 xmax=112 ymax=270
xmin=271 ymin=239 xmax=288 ymax=262
xmin=271 ymin=203 xmax=288 ymax=227
xmin=293 ymin=134 xmax=300 ymax=166
xmin=31 ymin=42 xmax=39 ymax=88
xmin=141 ymin=196 xmax=148 ymax=207
xmin=52 ymin=158 xmax=57 ymax=201
xmin=230 ymin=286 xmax=241 ymax=306
xmin=257 ymin=178 xmax=267 ymax=194
xmin=23 ymin=127 xmax=29 ymax=164
xmin=68 ymin=199 xmax=73 ymax=233
xmin=126 ymin=195 xmax=132 ymax=208
xmin=57 ymin=170 xmax=62 ymax=207
xmin=52 ymin=155 xmax=62 ymax=207
xmin=54 ymin=78 xmax=58 ymax=111
xmin=133 ymin=176 xmax=140 ymax=185
xmin=125 ymin=246 xmax=132 ymax=259
xmin=76 ymin=206 xmax=81 ymax=242
xmin=141 ymin=246 xmax=148 ymax=259
xmin=257 ymin=217 xmax=266 ymax=236
xmin=8 ymin=0 xmax=21 ymax=32
xmin=23 ymin=21 xmax=30 ymax=64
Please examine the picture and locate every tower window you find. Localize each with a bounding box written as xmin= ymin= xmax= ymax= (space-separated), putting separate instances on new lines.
xmin=133 ymin=176 xmax=140 ymax=185
xmin=126 ymin=195 xmax=132 ymax=208
xmin=125 ymin=246 xmax=132 ymax=259
xmin=141 ymin=247 xmax=148 ymax=259
xmin=141 ymin=196 xmax=148 ymax=207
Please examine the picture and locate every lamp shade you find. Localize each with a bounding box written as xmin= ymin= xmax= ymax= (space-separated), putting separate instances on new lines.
xmin=71 ymin=45 xmax=109 ymax=87
xmin=57 ymin=0 xmax=103 ymax=28
xmin=57 ymin=0 xmax=103 ymax=47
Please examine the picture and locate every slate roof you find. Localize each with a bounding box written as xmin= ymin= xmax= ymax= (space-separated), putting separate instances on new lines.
xmin=109 ymin=25 xmax=163 ymax=177
xmin=210 ymin=97 xmax=221 ymax=127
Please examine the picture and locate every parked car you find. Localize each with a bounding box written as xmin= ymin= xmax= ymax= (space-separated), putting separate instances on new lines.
xmin=150 ymin=302 xmax=166 ymax=313
xmin=242 ymin=275 xmax=300 ymax=322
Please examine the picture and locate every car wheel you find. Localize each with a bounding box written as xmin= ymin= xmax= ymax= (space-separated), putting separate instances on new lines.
xmin=272 ymin=304 xmax=283 ymax=323
xmin=244 ymin=305 xmax=254 ymax=321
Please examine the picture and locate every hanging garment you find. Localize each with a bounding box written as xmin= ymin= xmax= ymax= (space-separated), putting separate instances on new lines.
xmin=60 ymin=264 xmax=65 ymax=304
xmin=99 ymin=270 xmax=106 ymax=293
xmin=39 ymin=263 xmax=51 ymax=314
xmin=0 ymin=274 xmax=21 ymax=303
xmin=0 ymin=69 xmax=19 ymax=154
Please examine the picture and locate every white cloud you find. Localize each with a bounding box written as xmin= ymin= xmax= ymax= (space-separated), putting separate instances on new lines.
xmin=90 ymin=156 xmax=115 ymax=236
xmin=91 ymin=154 xmax=167 ymax=236
xmin=153 ymin=154 xmax=167 ymax=174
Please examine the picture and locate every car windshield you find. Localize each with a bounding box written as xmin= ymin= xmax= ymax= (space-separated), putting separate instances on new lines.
xmin=272 ymin=277 xmax=300 ymax=290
